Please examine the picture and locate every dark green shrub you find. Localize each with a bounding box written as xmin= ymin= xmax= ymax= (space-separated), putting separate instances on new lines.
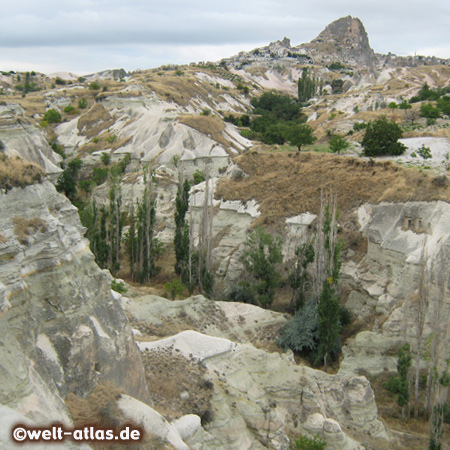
xmin=43 ymin=108 xmax=62 ymax=124
xmin=89 ymin=82 xmax=101 ymax=90
xmin=92 ymin=167 xmax=109 ymax=185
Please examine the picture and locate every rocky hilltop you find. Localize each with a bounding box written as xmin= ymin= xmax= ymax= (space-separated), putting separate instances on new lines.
xmin=307 ymin=16 xmax=377 ymax=68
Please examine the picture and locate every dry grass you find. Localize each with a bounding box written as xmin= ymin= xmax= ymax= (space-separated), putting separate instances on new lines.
xmin=77 ymin=104 xmax=115 ymax=138
xmin=178 ymin=114 xmax=231 ymax=149
xmin=66 ymin=383 xmax=175 ymax=450
xmin=12 ymin=216 xmax=47 ymax=245
xmin=141 ymin=348 xmax=214 ymax=424
xmin=0 ymin=234 xmax=7 ymax=244
xmin=0 ymin=156 xmax=43 ymax=191
xmin=216 ymin=151 xmax=450 ymax=231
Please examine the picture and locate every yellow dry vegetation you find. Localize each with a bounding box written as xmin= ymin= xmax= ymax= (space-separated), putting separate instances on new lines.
xmin=12 ymin=216 xmax=48 ymax=245
xmin=178 ymin=114 xmax=231 ymax=149
xmin=66 ymin=383 xmax=174 ymax=450
xmin=77 ymin=104 xmax=115 ymax=138
xmin=216 ymin=151 xmax=450 ymax=229
xmin=0 ymin=156 xmax=43 ymax=191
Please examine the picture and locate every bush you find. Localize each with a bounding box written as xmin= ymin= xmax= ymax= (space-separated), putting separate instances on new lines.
xmin=417 ymin=145 xmax=432 ymax=160
xmin=192 ymin=170 xmax=205 ymax=185
xmin=43 ymin=108 xmax=62 ymax=124
xmin=420 ymin=103 xmax=440 ymax=119
xmin=225 ymin=283 xmax=255 ymax=304
xmin=92 ymin=167 xmax=109 ymax=185
xmin=78 ymin=179 xmax=94 ymax=193
xmin=51 ymin=142 xmax=66 ymax=158
xmin=89 ymin=82 xmax=101 ymax=90
xmin=353 ymin=121 xmax=367 ymax=131
xmin=78 ymin=98 xmax=88 ymax=109
xmin=277 ymin=301 xmax=318 ymax=353
xmin=111 ymin=280 xmax=127 ymax=294
xmin=105 ymin=134 xmax=117 ymax=144
xmin=64 ymin=104 xmax=76 ymax=114
xmin=101 ymin=152 xmax=111 ymax=166
xmin=164 ymin=278 xmax=184 ymax=300
xmin=294 ymin=434 xmax=326 ymax=450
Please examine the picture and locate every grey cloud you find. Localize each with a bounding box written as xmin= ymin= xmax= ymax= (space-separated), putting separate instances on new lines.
xmin=0 ymin=0 xmax=449 ymax=74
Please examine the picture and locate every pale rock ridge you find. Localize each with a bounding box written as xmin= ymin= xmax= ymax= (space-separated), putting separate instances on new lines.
xmin=0 ymin=181 xmax=149 ymax=424
xmin=0 ymin=103 xmax=62 ymax=174
xmin=135 ymin=328 xmax=387 ymax=449
xmin=341 ymin=201 xmax=450 ymax=376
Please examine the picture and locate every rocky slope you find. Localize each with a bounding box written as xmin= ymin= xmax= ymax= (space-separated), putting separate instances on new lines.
xmin=0 ymin=181 xmax=150 ymax=447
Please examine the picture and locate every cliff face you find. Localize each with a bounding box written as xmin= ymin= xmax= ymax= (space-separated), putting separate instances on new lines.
xmin=0 ymin=181 xmax=149 ymax=425
xmin=309 ymin=16 xmax=377 ymax=68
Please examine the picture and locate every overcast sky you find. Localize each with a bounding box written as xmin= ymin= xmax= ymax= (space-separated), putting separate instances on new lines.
xmin=1 ymin=0 xmax=449 ymax=75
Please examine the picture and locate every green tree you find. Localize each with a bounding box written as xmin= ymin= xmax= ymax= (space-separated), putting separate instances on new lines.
xmin=89 ymin=82 xmax=101 ymax=90
xmin=329 ymin=135 xmax=350 ymax=154
xmin=240 ymin=227 xmax=283 ymax=308
xmin=287 ymin=123 xmax=316 ymax=151
xmin=361 ymin=116 xmax=407 ymax=157
xmin=317 ymin=280 xmax=340 ymax=371
xmin=101 ymin=152 xmax=111 ymax=166
xmin=399 ymin=99 xmax=412 ymax=110
xmin=298 ymin=68 xmax=317 ymax=103
xmin=288 ymin=241 xmax=314 ymax=310
xmin=56 ymin=158 xmax=83 ymax=201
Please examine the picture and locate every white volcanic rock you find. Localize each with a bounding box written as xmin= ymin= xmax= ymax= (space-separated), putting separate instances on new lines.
xmin=0 ymin=181 xmax=149 ymax=425
xmin=118 ymin=395 xmax=190 ymax=450
xmin=123 ymin=294 xmax=288 ymax=345
xmin=0 ymin=405 xmax=92 ymax=450
xmin=136 ymin=328 xmax=388 ymax=449
xmin=0 ymin=104 xmax=62 ymax=174
xmin=342 ymin=201 xmax=450 ymax=376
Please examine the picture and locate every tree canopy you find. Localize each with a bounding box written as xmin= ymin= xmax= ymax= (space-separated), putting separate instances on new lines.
xmin=361 ymin=116 xmax=407 ymax=157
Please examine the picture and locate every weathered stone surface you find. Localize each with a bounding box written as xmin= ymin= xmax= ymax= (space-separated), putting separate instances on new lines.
xmin=118 ymin=395 xmax=190 ymax=450
xmin=136 ymin=329 xmax=388 ymax=449
xmin=342 ymin=201 xmax=450 ymax=377
xmin=0 ymin=104 xmax=62 ymax=174
xmin=0 ymin=405 xmax=92 ymax=450
xmin=123 ymin=293 xmax=288 ymax=345
xmin=0 ymin=182 xmax=149 ymax=424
